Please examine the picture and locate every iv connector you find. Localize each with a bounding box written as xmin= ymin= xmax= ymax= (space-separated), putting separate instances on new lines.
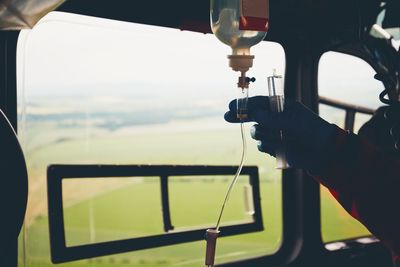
xmin=238 ymin=76 xmax=249 ymax=89
xmin=237 ymin=76 xmax=255 ymax=89
xmin=228 ymin=54 xmax=254 ymax=73
xmin=205 ymin=229 xmax=220 ymax=267
xmin=236 ymin=75 xmax=255 ymax=119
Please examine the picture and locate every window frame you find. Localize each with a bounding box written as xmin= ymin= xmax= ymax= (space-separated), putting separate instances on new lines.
xmin=47 ymin=164 xmax=264 ymax=263
xmin=315 ymin=49 xmax=393 ymax=265
xmin=317 ymin=50 xmax=380 ymax=244
xmin=0 ymin=30 xmax=20 ymax=267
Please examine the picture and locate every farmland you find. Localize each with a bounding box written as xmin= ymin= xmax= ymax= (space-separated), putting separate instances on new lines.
xmin=20 ymin=110 xmax=369 ymax=267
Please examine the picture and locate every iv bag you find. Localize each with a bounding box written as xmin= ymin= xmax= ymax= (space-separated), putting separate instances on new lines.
xmin=210 ymin=0 xmax=269 ymax=55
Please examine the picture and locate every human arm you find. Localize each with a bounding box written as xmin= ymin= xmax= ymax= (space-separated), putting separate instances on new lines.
xmin=225 ymin=96 xmax=400 ymax=259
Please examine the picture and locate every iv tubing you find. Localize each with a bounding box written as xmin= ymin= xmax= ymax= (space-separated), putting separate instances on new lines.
xmin=215 ymin=122 xmax=247 ymax=231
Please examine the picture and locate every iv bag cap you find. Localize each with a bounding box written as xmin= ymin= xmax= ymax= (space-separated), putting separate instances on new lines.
xmin=228 ymin=55 xmax=254 ymax=73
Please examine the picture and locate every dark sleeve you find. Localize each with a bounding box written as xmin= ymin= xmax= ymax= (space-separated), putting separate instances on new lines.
xmin=395 ymin=256 xmax=400 ymax=266
xmin=312 ymin=127 xmax=400 ymax=258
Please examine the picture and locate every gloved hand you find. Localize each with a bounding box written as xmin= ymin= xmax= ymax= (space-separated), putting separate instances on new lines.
xmin=224 ymin=96 xmax=339 ymax=174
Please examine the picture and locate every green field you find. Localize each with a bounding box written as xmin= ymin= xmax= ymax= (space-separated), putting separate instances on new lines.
xmin=20 ymin=115 xmax=369 ymax=267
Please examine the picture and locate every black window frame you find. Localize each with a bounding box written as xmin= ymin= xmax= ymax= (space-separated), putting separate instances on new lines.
xmin=0 ymin=30 xmax=20 ymax=267
xmin=47 ymin=164 xmax=264 ymax=263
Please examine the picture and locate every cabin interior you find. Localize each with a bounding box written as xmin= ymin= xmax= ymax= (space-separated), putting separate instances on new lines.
xmin=0 ymin=0 xmax=399 ymax=267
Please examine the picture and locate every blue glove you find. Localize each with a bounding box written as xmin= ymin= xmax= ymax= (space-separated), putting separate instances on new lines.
xmin=224 ymin=96 xmax=339 ymax=174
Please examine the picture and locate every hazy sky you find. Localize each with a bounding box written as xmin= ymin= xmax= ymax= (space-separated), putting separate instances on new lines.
xmin=18 ymin=12 xmax=284 ymax=96
xmin=17 ymin=11 xmax=382 ymax=109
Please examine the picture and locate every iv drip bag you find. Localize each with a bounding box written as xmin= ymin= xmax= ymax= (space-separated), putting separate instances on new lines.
xmin=210 ymin=0 xmax=269 ymax=55
xmin=210 ymin=0 xmax=269 ymax=73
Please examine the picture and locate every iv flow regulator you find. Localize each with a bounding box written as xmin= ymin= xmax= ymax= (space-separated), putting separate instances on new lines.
xmin=205 ymin=1 xmax=289 ymax=266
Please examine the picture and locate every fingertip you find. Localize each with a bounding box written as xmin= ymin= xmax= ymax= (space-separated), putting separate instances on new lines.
xmin=256 ymin=140 xmax=262 ymax=149
xmin=257 ymin=141 xmax=269 ymax=153
xmin=224 ymin=111 xmax=240 ymax=123
xmin=257 ymin=141 xmax=276 ymax=157
xmin=228 ymin=99 xmax=237 ymax=111
xmin=251 ymin=124 xmax=264 ymax=140
xmin=250 ymin=124 xmax=257 ymax=139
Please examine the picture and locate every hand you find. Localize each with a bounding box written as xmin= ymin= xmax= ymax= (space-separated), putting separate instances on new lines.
xmin=224 ymin=96 xmax=338 ymax=174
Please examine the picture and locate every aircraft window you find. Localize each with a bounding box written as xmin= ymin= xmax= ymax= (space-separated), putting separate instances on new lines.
xmin=62 ymin=177 xmax=163 ymax=247
xmin=168 ymin=175 xmax=254 ymax=229
xmin=17 ymin=12 xmax=285 ymax=266
xmin=318 ymin=51 xmax=384 ymax=242
xmin=319 ymin=52 xmax=382 ymax=109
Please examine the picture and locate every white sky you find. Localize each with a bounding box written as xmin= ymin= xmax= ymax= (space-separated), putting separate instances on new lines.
xmin=17 ymin=11 xmax=382 ymax=108
xmin=18 ymin=12 xmax=285 ymax=98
